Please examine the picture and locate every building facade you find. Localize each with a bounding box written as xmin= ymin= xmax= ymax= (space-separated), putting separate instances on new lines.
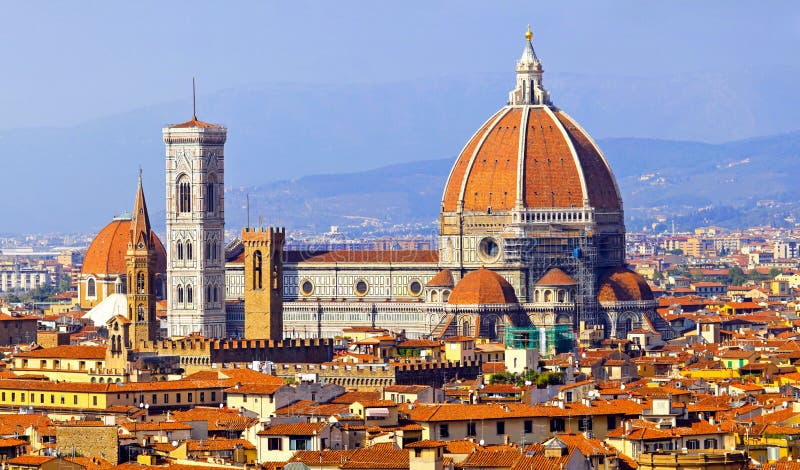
xmin=220 ymin=29 xmax=668 ymax=343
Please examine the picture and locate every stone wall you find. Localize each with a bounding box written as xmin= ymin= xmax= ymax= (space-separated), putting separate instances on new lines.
xmin=272 ymin=360 xmax=481 ymax=391
xmin=56 ymin=424 xmax=119 ymax=465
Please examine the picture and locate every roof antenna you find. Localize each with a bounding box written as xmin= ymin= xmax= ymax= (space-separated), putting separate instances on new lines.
xmin=192 ymin=77 xmax=197 ymax=120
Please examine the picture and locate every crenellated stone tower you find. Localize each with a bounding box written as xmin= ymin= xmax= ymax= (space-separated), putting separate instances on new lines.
xmin=242 ymin=227 xmax=285 ymax=341
xmin=164 ymin=114 xmax=227 ymax=338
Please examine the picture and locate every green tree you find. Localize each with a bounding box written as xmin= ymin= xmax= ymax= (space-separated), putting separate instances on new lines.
xmin=728 ymin=266 xmax=746 ymax=286
xmin=768 ymin=268 xmax=782 ymax=279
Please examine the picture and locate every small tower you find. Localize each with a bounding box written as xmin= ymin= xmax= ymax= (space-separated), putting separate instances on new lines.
xmin=242 ymin=227 xmax=285 ymax=341
xmin=508 ymin=25 xmax=550 ymax=106
xmin=126 ymin=172 xmax=159 ymax=346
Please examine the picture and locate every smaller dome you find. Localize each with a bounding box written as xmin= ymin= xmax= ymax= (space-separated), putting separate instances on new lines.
xmin=82 ymin=217 xmax=167 ymax=276
xmin=427 ymin=269 xmax=455 ymax=288
xmin=448 ymin=268 xmax=518 ymax=305
xmin=535 ymin=268 xmax=577 ymax=286
xmin=597 ymin=267 xmax=653 ymax=302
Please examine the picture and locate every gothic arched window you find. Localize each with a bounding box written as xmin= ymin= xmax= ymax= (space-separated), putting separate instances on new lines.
xmin=206 ymin=174 xmax=216 ymax=213
xmin=186 ymin=285 xmax=193 ymax=304
xmin=205 ymin=241 xmax=211 ymax=260
xmin=87 ymin=278 xmax=96 ymax=297
xmin=253 ymin=250 xmax=263 ymax=290
xmin=177 ymin=285 xmax=184 ymax=304
xmin=186 ymin=242 xmax=193 ymax=260
xmin=137 ymin=273 xmax=145 ymax=293
xmin=206 ymin=285 xmax=211 ymax=303
xmin=178 ymin=175 xmax=191 ymax=213
xmin=176 ymin=241 xmax=184 ymax=260
xmin=213 ymin=286 xmax=218 ymax=302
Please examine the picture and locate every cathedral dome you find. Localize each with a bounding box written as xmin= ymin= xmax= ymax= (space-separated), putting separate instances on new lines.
xmin=597 ymin=267 xmax=654 ymax=303
xmin=448 ymin=268 xmax=518 ymax=305
xmin=441 ymin=30 xmax=621 ymax=215
xmin=82 ymin=217 xmax=167 ymax=276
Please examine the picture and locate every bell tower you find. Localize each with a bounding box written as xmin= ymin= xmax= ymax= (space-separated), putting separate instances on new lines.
xmin=242 ymin=227 xmax=285 ymax=341
xmin=163 ymin=109 xmax=227 ymax=338
xmin=126 ymin=172 xmax=159 ymax=346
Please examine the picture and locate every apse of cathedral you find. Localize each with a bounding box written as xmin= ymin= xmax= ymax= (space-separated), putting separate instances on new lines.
xmin=81 ymin=28 xmax=675 ymax=350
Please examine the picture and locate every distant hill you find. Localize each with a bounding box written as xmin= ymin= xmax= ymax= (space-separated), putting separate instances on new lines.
xmin=233 ymin=131 xmax=800 ymax=235
xmin=1 ymin=68 xmax=800 ymax=233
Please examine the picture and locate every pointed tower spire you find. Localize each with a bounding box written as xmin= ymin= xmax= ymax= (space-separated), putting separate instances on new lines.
xmin=509 ymin=25 xmax=551 ymax=106
xmin=131 ymin=169 xmax=152 ymax=249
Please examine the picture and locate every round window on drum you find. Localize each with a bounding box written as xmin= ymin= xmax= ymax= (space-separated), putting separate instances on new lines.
xmin=354 ymin=279 xmax=369 ymax=296
xmin=300 ymin=279 xmax=315 ymax=297
xmin=408 ymin=280 xmax=423 ymax=297
xmin=478 ymin=237 xmax=501 ymax=263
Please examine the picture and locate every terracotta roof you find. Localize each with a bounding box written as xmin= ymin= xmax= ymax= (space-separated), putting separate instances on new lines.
xmin=171 ymin=407 xmax=257 ymax=432
xmin=427 ymin=269 xmax=455 ymax=287
xmin=257 ymin=422 xmax=327 ymax=436
xmin=285 ymin=250 xmax=438 ymax=264
xmin=597 ymin=266 xmax=654 ymax=302
xmin=442 ymin=106 xmax=620 ymax=213
xmin=169 ymin=118 xmax=222 ymax=129
xmin=289 ymin=450 xmax=357 ymax=466
xmin=448 ymin=268 xmax=518 ymax=305
xmin=535 ymin=268 xmax=577 ymax=286
xmin=332 ymin=391 xmax=382 ymax=404
xmin=397 ymin=339 xmax=441 ymax=348
xmin=340 ymin=445 xmax=408 ymax=469
xmin=82 ymin=218 xmax=166 ymax=275
xmin=186 ymin=438 xmax=255 ymax=451
xmin=8 ymin=456 xmax=55 ymax=465
xmin=15 ymin=345 xmax=107 ymax=360
xmin=462 ymin=448 xmax=521 ymax=468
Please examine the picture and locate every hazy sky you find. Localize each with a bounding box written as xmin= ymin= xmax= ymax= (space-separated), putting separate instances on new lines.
xmin=1 ymin=1 xmax=798 ymax=129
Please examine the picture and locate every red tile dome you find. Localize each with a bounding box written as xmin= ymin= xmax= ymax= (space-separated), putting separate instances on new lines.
xmin=448 ymin=268 xmax=518 ymax=305
xmin=441 ymin=106 xmax=621 ymax=214
xmin=81 ymin=217 xmax=166 ymax=276
xmin=597 ymin=267 xmax=654 ymax=302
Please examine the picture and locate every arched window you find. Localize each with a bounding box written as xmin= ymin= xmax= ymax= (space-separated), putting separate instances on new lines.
xmin=212 ymin=243 xmax=217 ymax=260
xmin=558 ymin=290 xmax=565 ymax=303
xmin=206 ymin=174 xmax=216 ymax=213
xmin=186 ymin=242 xmax=193 ymax=260
xmin=137 ymin=305 xmax=145 ymax=322
xmin=206 ymin=285 xmax=211 ymax=303
xmin=87 ymin=278 xmax=96 ymax=297
xmin=187 ymin=285 xmax=193 ymax=304
xmin=462 ymin=320 xmax=471 ymax=337
xmin=253 ymin=250 xmax=263 ymax=289
xmin=177 ymin=285 xmax=184 ymax=304
xmin=213 ymin=286 xmax=218 ymax=302
xmin=137 ymin=273 xmax=145 ymax=293
xmin=178 ymin=176 xmax=191 ymax=213
xmin=205 ymin=241 xmax=211 ymax=260
xmin=176 ymin=241 xmax=184 ymax=260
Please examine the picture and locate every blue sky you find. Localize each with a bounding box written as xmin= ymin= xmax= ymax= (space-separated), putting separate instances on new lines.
xmin=1 ymin=1 xmax=798 ymax=129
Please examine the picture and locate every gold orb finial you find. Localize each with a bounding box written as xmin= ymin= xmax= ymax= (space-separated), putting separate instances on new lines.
xmin=525 ymin=24 xmax=533 ymax=41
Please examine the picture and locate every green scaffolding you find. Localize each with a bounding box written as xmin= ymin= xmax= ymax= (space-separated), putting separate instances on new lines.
xmin=503 ymin=325 xmax=575 ymax=357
